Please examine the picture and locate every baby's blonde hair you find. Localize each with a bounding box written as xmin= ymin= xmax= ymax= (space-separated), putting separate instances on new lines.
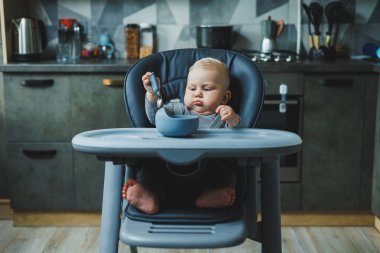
xmin=189 ymin=57 xmax=230 ymax=89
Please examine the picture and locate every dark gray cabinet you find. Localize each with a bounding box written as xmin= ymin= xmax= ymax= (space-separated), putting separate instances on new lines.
xmin=7 ymin=143 xmax=74 ymax=210
xmin=3 ymin=74 xmax=72 ymax=142
xmin=71 ymin=74 xmax=130 ymax=210
xmin=71 ymin=74 xmax=130 ymax=133
xmin=3 ymin=73 xmax=130 ymax=211
xmin=302 ymin=74 xmax=375 ymax=211
xmin=372 ymin=76 xmax=380 ymax=218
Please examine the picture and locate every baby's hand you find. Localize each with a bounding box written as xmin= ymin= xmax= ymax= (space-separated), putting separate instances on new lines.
xmin=142 ymin=72 xmax=161 ymax=102
xmin=216 ymin=105 xmax=241 ymax=128
xmin=142 ymin=72 xmax=160 ymax=93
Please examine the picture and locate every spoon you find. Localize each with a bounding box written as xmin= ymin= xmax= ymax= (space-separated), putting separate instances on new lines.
xmin=149 ymin=72 xmax=163 ymax=108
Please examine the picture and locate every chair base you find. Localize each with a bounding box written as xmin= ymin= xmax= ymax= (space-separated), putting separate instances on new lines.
xmin=119 ymin=216 xmax=247 ymax=249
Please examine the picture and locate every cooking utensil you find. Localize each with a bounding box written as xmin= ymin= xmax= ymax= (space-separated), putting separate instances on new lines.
xmin=149 ymin=72 xmax=163 ymax=108
xmin=309 ymin=2 xmax=323 ymax=49
xmin=325 ymin=1 xmax=343 ymax=48
xmin=302 ymin=3 xmax=314 ymax=50
xmin=330 ymin=2 xmax=344 ymax=49
xmin=196 ymin=25 xmax=233 ymax=50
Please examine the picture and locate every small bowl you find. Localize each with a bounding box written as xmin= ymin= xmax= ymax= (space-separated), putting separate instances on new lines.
xmin=155 ymin=108 xmax=199 ymax=137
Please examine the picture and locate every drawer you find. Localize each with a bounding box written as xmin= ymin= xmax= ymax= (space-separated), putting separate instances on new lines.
xmin=7 ymin=143 xmax=74 ymax=210
xmin=74 ymin=152 xmax=105 ymax=210
xmin=4 ymin=74 xmax=72 ymax=142
xmin=262 ymin=73 xmax=303 ymax=95
xmin=71 ymin=74 xmax=132 ymax=134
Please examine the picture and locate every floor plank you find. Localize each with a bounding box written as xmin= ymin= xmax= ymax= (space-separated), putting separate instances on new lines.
xmin=0 ymin=221 xmax=379 ymax=253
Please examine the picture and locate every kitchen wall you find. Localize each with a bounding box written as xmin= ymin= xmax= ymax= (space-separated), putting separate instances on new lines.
xmin=5 ymin=0 xmax=379 ymax=61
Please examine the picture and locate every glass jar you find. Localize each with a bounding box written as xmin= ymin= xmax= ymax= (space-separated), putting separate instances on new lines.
xmin=139 ymin=23 xmax=154 ymax=58
xmin=125 ymin=24 xmax=140 ymax=60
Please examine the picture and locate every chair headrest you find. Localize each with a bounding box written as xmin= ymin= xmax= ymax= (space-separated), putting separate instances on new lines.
xmin=124 ymin=48 xmax=264 ymax=128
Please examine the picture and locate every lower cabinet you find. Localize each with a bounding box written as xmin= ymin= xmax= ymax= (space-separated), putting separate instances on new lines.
xmin=301 ymin=74 xmax=375 ymax=211
xmin=3 ymin=74 xmax=72 ymax=142
xmin=4 ymin=72 xmax=131 ymax=211
xmin=7 ymin=143 xmax=74 ymax=210
xmin=71 ymin=74 xmax=131 ymax=210
xmin=372 ymin=76 xmax=380 ymax=218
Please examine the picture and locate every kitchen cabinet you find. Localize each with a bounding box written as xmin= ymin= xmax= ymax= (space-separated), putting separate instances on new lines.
xmin=71 ymin=74 xmax=130 ymax=133
xmin=372 ymin=75 xmax=380 ymax=218
xmin=71 ymin=74 xmax=130 ymax=210
xmin=302 ymin=74 xmax=377 ymax=211
xmin=7 ymin=143 xmax=74 ymax=210
xmin=1 ymin=61 xmax=378 ymax=213
xmin=4 ymin=74 xmax=72 ymax=142
xmin=3 ymin=73 xmax=131 ymax=211
xmin=0 ymin=73 xmax=9 ymax=198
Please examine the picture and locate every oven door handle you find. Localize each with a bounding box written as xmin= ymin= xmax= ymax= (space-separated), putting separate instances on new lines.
xmin=264 ymin=99 xmax=298 ymax=105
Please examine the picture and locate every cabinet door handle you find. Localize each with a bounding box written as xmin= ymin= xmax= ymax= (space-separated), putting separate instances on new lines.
xmin=102 ymin=79 xmax=124 ymax=87
xmin=318 ymin=79 xmax=353 ymax=88
xmin=22 ymin=149 xmax=57 ymax=159
xmin=20 ymin=79 xmax=54 ymax=88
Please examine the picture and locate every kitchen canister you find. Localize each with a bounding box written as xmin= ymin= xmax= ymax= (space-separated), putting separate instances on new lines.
xmin=139 ymin=23 xmax=154 ymax=58
xmin=125 ymin=24 xmax=140 ymax=60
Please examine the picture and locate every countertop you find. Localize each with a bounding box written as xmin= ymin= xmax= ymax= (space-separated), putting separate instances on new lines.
xmin=0 ymin=58 xmax=377 ymax=74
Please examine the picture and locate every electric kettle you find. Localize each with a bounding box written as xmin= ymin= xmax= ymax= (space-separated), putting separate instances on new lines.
xmin=12 ymin=17 xmax=46 ymax=61
xmin=260 ymin=16 xmax=284 ymax=53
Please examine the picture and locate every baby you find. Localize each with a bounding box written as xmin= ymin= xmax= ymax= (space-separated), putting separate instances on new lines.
xmin=122 ymin=57 xmax=244 ymax=214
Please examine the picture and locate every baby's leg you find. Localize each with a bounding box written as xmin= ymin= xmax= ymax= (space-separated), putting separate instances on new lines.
xmin=122 ymin=178 xmax=160 ymax=214
xmin=195 ymin=187 xmax=236 ymax=208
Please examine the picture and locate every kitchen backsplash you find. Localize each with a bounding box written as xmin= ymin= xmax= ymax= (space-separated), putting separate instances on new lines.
xmin=2 ymin=0 xmax=380 ymax=61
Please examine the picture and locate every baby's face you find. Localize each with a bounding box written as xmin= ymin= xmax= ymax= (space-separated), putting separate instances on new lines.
xmin=184 ymin=68 xmax=230 ymax=115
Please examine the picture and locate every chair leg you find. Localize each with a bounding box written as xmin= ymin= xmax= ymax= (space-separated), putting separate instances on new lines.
xmin=129 ymin=246 xmax=138 ymax=253
xmin=260 ymin=156 xmax=281 ymax=253
xmin=99 ymin=162 xmax=124 ymax=253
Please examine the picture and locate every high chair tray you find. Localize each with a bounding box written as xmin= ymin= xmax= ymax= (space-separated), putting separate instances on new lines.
xmin=72 ymin=128 xmax=302 ymax=164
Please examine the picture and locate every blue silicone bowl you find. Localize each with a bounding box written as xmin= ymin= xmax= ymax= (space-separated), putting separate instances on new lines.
xmin=155 ymin=108 xmax=199 ymax=137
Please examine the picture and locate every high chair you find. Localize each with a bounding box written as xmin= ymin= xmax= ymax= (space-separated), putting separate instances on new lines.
xmin=72 ymin=48 xmax=302 ymax=253
xmin=122 ymin=48 xmax=263 ymax=251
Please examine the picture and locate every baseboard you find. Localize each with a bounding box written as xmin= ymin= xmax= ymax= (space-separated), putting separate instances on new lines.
xmin=11 ymin=211 xmax=375 ymax=227
xmin=375 ymin=216 xmax=380 ymax=232
xmin=0 ymin=199 xmax=13 ymax=220
xmin=280 ymin=212 xmax=374 ymax=226
xmin=12 ymin=211 xmax=101 ymax=226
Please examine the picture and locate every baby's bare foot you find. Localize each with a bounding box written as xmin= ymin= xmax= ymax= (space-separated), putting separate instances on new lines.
xmin=122 ymin=178 xmax=160 ymax=214
xmin=195 ymin=187 xmax=236 ymax=208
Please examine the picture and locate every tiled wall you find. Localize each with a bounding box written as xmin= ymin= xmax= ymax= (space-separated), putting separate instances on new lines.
xmin=7 ymin=0 xmax=380 ymax=59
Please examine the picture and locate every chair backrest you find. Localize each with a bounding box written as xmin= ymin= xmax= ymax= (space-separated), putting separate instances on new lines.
xmin=124 ymin=48 xmax=264 ymax=128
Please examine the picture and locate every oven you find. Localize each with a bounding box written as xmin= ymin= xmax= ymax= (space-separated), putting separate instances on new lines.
xmin=255 ymin=73 xmax=303 ymax=182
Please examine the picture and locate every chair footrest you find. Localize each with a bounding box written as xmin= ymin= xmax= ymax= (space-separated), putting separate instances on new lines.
xmin=119 ymin=217 xmax=247 ymax=249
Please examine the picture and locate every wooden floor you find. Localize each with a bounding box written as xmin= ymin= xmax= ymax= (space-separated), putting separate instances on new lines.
xmin=0 ymin=221 xmax=380 ymax=253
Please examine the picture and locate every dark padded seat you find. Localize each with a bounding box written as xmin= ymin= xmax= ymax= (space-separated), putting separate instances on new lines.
xmin=123 ymin=48 xmax=264 ymax=224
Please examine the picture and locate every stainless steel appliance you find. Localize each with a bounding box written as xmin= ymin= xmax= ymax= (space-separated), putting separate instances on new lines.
xmin=239 ymin=49 xmax=298 ymax=62
xmin=12 ymin=17 xmax=45 ymax=61
xmin=255 ymin=77 xmax=303 ymax=182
